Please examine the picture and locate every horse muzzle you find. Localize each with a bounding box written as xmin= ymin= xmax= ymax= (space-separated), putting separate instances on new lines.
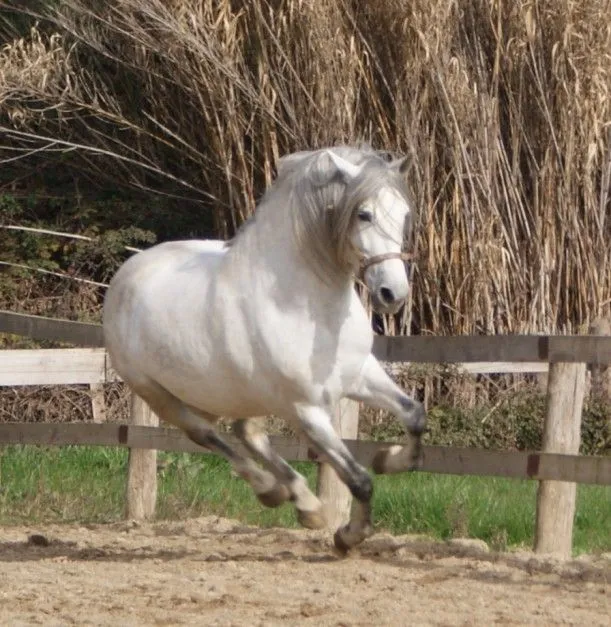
xmin=360 ymin=251 xmax=413 ymax=315
xmin=371 ymin=286 xmax=405 ymax=314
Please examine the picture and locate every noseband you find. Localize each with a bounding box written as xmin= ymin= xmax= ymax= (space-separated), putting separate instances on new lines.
xmin=359 ymin=251 xmax=414 ymax=274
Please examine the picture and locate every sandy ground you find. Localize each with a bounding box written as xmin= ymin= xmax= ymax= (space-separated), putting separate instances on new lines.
xmin=0 ymin=516 xmax=608 ymax=626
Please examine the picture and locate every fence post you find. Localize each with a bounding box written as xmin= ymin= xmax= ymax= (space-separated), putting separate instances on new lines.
xmin=589 ymin=316 xmax=611 ymax=402
xmin=534 ymin=361 xmax=586 ymax=558
xmin=126 ymin=393 xmax=158 ymax=520
xmin=89 ymin=383 xmax=106 ymax=423
xmin=316 ymin=399 xmax=360 ymax=529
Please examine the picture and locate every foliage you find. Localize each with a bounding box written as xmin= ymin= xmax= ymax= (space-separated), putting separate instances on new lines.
xmin=0 ymin=190 xmax=157 ymax=322
xmin=365 ymin=385 xmax=610 ymax=456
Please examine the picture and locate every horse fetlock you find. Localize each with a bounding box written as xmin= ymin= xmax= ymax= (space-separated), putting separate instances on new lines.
xmin=333 ymin=522 xmax=374 ymax=554
xmin=403 ymin=400 xmax=427 ymax=436
xmin=408 ymin=435 xmax=424 ymax=469
xmin=348 ymin=470 xmax=373 ymax=503
xmin=297 ymin=507 xmax=326 ymax=530
xmin=372 ymin=441 xmax=423 ymax=474
xmin=256 ymin=483 xmax=291 ymax=508
xmin=290 ymin=477 xmax=323 ymax=528
xmin=371 ymin=446 xmax=397 ymax=474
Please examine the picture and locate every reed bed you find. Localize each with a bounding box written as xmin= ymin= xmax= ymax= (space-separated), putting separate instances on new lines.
xmin=0 ymin=0 xmax=609 ymax=336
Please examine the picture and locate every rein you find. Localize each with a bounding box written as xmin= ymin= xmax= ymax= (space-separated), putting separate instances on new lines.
xmin=359 ymin=251 xmax=414 ymax=274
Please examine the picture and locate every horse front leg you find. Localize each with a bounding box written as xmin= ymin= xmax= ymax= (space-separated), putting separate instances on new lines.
xmin=295 ymin=404 xmax=374 ymax=553
xmin=348 ymin=354 xmax=427 ymax=474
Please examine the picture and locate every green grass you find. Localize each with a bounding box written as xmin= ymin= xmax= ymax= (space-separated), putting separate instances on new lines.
xmin=1 ymin=445 xmax=609 ymax=555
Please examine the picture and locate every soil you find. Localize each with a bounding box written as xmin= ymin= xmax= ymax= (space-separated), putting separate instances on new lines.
xmin=0 ymin=516 xmax=609 ymax=626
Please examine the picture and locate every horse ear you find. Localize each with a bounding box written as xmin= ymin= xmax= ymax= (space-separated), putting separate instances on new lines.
xmin=325 ymin=150 xmax=364 ymax=180
xmin=393 ymin=156 xmax=412 ymax=175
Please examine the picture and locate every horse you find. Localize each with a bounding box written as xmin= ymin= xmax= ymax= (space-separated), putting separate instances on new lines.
xmin=103 ymin=145 xmax=426 ymax=553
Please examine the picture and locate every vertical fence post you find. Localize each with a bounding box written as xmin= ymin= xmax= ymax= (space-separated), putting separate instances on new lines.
xmin=534 ymin=362 xmax=586 ymax=558
xmin=126 ymin=393 xmax=158 ymax=520
xmin=89 ymin=383 xmax=106 ymax=423
xmin=316 ymin=399 xmax=360 ymax=529
xmin=589 ymin=316 xmax=611 ymax=402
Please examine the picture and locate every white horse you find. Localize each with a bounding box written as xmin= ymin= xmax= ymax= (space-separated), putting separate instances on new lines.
xmin=103 ymin=145 xmax=426 ymax=552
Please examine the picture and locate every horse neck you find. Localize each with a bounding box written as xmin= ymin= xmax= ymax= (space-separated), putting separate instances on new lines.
xmin=230 ymin=210 xmax=355 ymax=309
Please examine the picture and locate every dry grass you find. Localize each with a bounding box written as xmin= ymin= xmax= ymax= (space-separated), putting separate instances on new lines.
xmin=0 ymin=0 xmax=609 ymax=338
xmin=0 ymin=381 xmax=129 ymax=424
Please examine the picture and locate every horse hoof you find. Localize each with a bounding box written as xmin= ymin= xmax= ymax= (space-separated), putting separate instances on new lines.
xmin=372 ymin=445 xmax=402 ymax=474
xmin=333 ymin=528 xmax=352 ymax=555
xmin=257 ymin=483 xmax=291 ymax=508
xmin=371 ymin=448 xmax=389 ymax=474
xmin=410 ymin=440 xmax=424 ymax=470
xmin=297 ymin=508 xmax=326 ymax=530
xmin=372 ymin=444 xmax=422 ymax=474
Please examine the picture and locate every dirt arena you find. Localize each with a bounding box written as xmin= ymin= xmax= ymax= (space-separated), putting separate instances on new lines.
xmin=0 ymin=516 xmax=608 ymax=626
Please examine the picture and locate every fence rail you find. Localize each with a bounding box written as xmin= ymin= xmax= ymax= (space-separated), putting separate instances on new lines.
xmin=0 ymin=347 xmax=554 ymax=387
xmin=3 ymin=309 xmax=611 ymax=364
xmin=0 ymin=310 xmax=104 ymax=347
xmin=1 ymin=309 xmax=610 ymax=558
xmin=0 ymin=422 xmax=609 ymax=486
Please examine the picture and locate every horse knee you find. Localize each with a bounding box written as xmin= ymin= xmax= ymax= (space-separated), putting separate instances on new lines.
xmin=233 ymin=419 xmax=256 ymax=443
xmin=186 ymin=427 xmax=236 ymax=460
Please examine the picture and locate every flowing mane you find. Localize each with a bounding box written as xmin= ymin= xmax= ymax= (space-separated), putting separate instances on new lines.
xmin=230 ymin=146 xmax=413 ymax=279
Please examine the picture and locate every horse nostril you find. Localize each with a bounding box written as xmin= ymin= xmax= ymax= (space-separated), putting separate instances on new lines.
xmin=380 ymin=287 xmax=395 ymax=304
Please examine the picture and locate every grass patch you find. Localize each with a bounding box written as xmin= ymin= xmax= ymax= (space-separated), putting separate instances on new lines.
xmin=1 ymin=445 xmax=609 ymax=555
xmin=374 ymin=472 xmax=610 ymax=554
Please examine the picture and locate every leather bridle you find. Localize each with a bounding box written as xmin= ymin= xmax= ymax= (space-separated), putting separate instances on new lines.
xmin=359 ymin=251 xmax=414 ymax=274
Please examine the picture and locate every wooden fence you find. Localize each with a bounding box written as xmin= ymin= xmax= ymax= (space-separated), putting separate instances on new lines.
xmin=1 ymin=309 xmax=610 ymax=558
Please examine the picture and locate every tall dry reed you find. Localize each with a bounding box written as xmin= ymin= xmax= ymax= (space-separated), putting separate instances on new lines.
xmin=0 ymin=0 xmax=609 ymax=335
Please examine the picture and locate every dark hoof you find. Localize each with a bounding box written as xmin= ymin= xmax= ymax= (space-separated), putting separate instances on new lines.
xmin=410 ymin=438 xmax=424 ymax=470
xmin=333 ymin=527 xmax=352 ymax=555
xmin=257 ymin=483 xmax=291 ymax=508
xmin=297 ymin=508 xmax=326 ymax=530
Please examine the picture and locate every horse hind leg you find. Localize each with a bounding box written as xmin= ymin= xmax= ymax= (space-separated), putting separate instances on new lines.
xmin=185 ymin=408 xmax=288 ymax=510
xmin=126 ymin=377 xmax=280 ymax=503
xmin=233 ymin=418 xmax=324 ymax=529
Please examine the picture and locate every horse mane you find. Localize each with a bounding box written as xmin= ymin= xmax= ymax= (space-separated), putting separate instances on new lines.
xmin=229 ymin=145 xmax=413 ymax=281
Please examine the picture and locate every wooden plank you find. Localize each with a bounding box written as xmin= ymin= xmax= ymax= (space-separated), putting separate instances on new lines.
xmin=0 ymin=422 xmax=126 ymax=447
xmin=0 ymin=349 xmax=108 ymax=385
xmin=373 ymin=335 xmax=611 ymax=365
xmin=126 ymin=394 xmax=158 ymax=520
xmin=535 ymin=362 xmax=587 ymax=558
xmin=339 ymin=442 xmax=611 ymax=486
xmin=548 ymin=336 xmax=611 ymax=364
xmin=0 ymin=310 xmax=104 ymax=346
xmin=459 ymin=362 xmax=548 ymax=374
xmin=385 ymin=361 xmax=548 ymax=375
xmin=2 ymin=308 xmax=611 ymax=365
xmin=0 ymin=349 xmax=550 ymax=389
xmin=0 ymin=423 xmax=609 ymax=485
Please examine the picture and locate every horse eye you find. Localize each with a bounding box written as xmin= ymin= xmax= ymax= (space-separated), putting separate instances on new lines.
xmin=357 ymin=210 xmax=373 ymax=223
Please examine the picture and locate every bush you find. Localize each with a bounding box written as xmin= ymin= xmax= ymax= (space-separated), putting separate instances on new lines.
xmin=364 ymin=386 xmax=610 ymax=456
